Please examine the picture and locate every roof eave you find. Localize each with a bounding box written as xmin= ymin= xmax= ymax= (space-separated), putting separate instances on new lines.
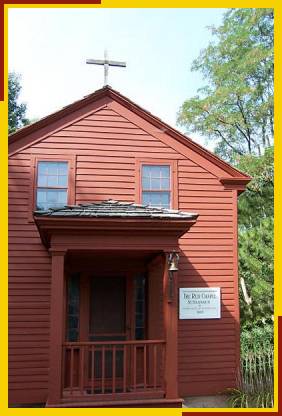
xmin=34 ymin=215 xmax=198 ymax=249
xmin=220 ymin=176 xmax=252 ymax=193
xmin=8 ymin=86 xmax=111 ymax=144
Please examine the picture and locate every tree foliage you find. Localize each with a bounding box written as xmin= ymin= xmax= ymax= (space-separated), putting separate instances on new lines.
xmin=8 ymin=72 xmax=29 ymax=134
xmin=177 ymin=8 xmax=274 ymax=348
xmin=239 ymin=217 xmax=273 ymax=325
xmin=177 ymin=8 xmax=274 ymax=162
xmin=238 ymin=146 xmax=274 ymax=229
xmin=237 ymin=147 xmax=274 ymax=326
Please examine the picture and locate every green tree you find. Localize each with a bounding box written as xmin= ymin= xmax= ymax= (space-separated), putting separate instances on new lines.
xmin=239 ymin=217 xmax=273 ymax=325
xmin=177 ymin=8 xmax=274 ymax=162
xmin=237 ymin=147 xmax=274 ymax=328
xmin=238 ymin=146 xmax=274 ymax=229
xmin=177 ymin=8 xmax=274 ymax=404
xmin=8 ymin=72 xmax=29 ymax=134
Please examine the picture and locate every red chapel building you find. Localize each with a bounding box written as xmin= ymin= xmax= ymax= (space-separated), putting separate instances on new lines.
xmin=8 ymin=86 xmax=251 ymax=408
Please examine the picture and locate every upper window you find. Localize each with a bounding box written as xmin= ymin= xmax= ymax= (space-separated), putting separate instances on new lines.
xmin=36 ymin=161 xmax=68 ymax=210
xmin=141 ymin=165 xmax=171 ymax=209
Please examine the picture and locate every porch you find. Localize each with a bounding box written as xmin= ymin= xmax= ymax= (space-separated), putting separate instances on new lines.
xmin=62 ymin=340 xmax=165 ymax=403
xmin=61 ymin=249 xmax=167 ymax=405
xmin=34 ymin=200 xmax=198 ymax=407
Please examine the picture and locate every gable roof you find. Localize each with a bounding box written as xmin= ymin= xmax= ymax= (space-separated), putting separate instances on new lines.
xmin=8 ymin=85 xmax=250 ymax=182
xmin=33 ymin=199 xmax=198 ymax=220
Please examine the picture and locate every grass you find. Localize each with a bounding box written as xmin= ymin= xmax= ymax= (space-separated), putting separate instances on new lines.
xmin=228 ymin=345 xmax=274 ymax=408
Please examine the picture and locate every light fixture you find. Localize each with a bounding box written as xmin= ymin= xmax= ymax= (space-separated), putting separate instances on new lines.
xmin=168 ymin=251 xmax=180 ymax=272
xmin=168 ymin=251 xmax=180 ymax=302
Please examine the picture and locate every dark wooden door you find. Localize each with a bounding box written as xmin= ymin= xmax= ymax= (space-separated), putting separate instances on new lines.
xmin=88 ymin=276 xmax=126 ymax=388
xmin=89 ymin=276 xmax=127 ymax=341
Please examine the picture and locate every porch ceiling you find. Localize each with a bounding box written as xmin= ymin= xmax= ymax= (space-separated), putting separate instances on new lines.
xmin=34 ymin=199 xmax=198 ymax=251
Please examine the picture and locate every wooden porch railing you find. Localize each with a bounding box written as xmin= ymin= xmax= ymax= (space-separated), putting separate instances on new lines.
xmin=62 ymin=340 xmax=165 ymax=400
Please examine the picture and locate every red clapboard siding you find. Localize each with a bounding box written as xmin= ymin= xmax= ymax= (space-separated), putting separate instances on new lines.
xmin=177 ymin=159 xmax=238 ymax=396
xmin=8 ymin=96 xmax=241 ymax=404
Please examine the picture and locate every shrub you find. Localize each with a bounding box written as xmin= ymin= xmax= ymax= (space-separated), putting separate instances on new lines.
xmin=228 ymin=325 xmax=274 ymax=408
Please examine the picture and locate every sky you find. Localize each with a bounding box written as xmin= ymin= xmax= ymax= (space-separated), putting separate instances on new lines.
xmin=8 ymin=8 xmax=226 ymax=148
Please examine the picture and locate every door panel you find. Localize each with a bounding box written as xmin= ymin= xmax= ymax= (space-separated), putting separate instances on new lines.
xmin=89 ymin=276 xmax=126 ymax=341
xmin=89 ymin=276 xmax=126 ymax=384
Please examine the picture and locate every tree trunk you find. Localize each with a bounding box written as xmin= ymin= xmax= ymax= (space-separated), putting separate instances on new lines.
xmin=240 ymin=277 xmax=252 ymax=305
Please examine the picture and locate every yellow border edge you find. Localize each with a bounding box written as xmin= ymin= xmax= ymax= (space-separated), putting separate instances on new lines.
xmin=2 ymin=3 xmax=279 ymax=415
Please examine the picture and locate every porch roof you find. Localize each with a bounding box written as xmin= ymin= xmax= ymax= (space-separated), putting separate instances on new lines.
xmin=34 ymin=200 xmax=198 ymax=250
xmin=34 ymin=199 xmax=198 ymax=220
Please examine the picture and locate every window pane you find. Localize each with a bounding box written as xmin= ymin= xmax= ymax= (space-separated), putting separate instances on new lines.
xmin=142 ymin=165 xmax=151 ymax=177
xmin=150 ymin=192 xmax=161 ymax=205
xmin=47 ymin=189 xmax=58 ymax=202
xmin=37 ymin=190 xmax=46 ymax=203
xmin=47 ymin=175 xmax=58 ymax=187
xmin=69 ymin=316 xmax=79 ymax=328
xmin=142 ymin=191 xmax=170 ymax=209
xmin=160 ymin=166 xmax=170 ymax=178
xmin=151 ymin=178 xmax=161 ymax=190
xmin=38 ymin=175 xmax=47 ymax=187
xmin=37 ymin=161 xmax=68 ymax=187
xmin=58 ymin=191 xmax=67 ymax=203
xmin=36 ymin=189 xmax=67 ymax=210
xmin=149 ymin=166 xmax=161 ymax=178
xmin=134 ymin=275 xmax=146 ymax=340
xmin=38 ymin=163 xmax=48 ymax=175
xmin=59 ymin=164 xmax=68 ymax=175
xmin=142 ymin=192 xmax=151 ymax=206
xmin=36 ymin=161 xmax=68 ymax=210
xmin=160 ymin=192 xmax=170 ymax=207
xmin=142 ymin=177 xmax=150 ymax=189
xmin=67 ymin=273 xmax=80 ymax=342
xmin=48 ymin=163 xmax=58 ymax=175
xmin=160 ymin=178 xmax=170 ymax=190
xmin=141 ymin=165 xmax=170 ymax=191
xmin=58 ymin=175 xmax=68 ymax=187
xmin=148 ymin=192 xmax=157 ymax=205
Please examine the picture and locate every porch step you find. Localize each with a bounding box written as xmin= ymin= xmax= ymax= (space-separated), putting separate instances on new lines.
xmin=46 ymin=397 xmax=183 ymax=408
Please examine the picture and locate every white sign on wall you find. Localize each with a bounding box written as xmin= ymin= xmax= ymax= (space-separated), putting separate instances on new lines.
xmin=179 ymin=287 xmax=221 ymax=319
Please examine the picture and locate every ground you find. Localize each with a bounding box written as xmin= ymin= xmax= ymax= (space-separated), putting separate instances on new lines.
xmin=183 ymin=395 xmax=229 ymax=408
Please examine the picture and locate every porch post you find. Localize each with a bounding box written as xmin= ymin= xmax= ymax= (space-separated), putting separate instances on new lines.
xmin=163 ymin=253 xmax=179 ymax=399
xmin=48 ymin=249 xmax=66 ymax=405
